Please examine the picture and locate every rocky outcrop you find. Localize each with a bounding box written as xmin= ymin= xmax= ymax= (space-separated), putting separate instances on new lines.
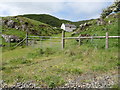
xmin=2 ymin=17 xmax=28 ymax=31
xmin=79 ymin=22 xmax=91 ymax=30
xmin=96 ymin=18 xmax=106 ymax=25
xmin=1 ymin=34 xmax=21 ymax=42
xmin=7 ymin=20 xmax=16 ymax=28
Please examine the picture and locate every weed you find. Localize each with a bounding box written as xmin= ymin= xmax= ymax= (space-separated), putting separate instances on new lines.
xmin=44 ymin=48 xmax=54 ymax=56
xmin=112 ymin=84 xmax=120 ymax=89
xmin=70 ymin=68 xmax=83 ymax=74
xmin=43 ymin=75 xmax=65 ymax=88
xmin=0 ymin=66 xmax=6 ymax=70
xmin=91 ymin=65 xmax=108 ymax=72
xmin=9 ymin=58 xmax=31 ymax=64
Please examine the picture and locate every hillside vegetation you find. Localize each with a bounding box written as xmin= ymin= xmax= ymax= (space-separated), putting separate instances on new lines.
xmin=1 ymin=16 xmax=62 ymax=47
xmin=1 ymin=12 xmax=119 ymax=88
xmin=2 ymin=16 xmax=62 ymax=37
xmin=20 ymin=14 xmax=92 ymax=27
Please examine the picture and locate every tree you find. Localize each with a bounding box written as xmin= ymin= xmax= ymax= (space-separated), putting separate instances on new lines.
xmin=101 ymin=0 xmax=120 ymax=18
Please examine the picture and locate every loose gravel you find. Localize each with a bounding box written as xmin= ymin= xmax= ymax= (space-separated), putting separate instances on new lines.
xmin=0 ymin=71 xmax=119 ymax=88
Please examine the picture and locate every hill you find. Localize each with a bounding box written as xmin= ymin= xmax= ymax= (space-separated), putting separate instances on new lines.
xmin=1 ymin=16 xmax=62 ymax=46
xmin=20 ymin=14 xmax=92 ymax=27
xmin=73 ymin=13 xmax=119 ymax=36
xmin=2 ymin=16 xmax=62 ymax=37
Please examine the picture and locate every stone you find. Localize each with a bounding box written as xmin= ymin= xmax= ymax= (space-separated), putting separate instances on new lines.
xmin=96 ymin=18 xmax=106 ymax=25
xmin=15 ymin=25 xmax=19 ymax=30
xmin=21 ymin=24 xmax=26 ymax=31
xmin=108 ymin=20 xmax=112 ymax=24
xmin=7 ymin=20 xmax=15 ymax=28
xmin=1 ymin=34 xmax=21 ymax=42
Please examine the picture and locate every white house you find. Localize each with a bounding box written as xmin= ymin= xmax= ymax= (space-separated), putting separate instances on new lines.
xmin=61 ymin=23 xmax=76 ymax=32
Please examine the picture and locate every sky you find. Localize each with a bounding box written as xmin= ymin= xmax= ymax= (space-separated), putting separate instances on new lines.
xmin=0 ymin=0 xmax=114 ymax=21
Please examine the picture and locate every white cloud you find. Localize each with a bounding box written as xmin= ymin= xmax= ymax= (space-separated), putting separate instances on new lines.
xmin=0 ymin=2 xmax=64 ymax=16
xmin=0 ymin=1 xmax=113 ymax=21
xmin=0 ymin=0 xmax=114 ymax=2
xmin=66 ymin=2 xmax=105 ymax=14
xmin=0 ymin=3 xmax=21 ymax=16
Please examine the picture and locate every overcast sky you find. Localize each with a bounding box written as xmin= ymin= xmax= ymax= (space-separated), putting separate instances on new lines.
xmin=0 ymin=0 xmax=114 ymax=21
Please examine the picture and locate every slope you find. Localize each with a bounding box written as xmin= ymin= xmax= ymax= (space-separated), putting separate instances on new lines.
xmin=20 ymin=14 xmax=92 ymax=27
xmin=2 ymin=16 xmax=62 ymax=37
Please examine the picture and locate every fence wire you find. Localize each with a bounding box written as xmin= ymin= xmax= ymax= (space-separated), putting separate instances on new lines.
xmin=28 ymin=37 xmax=62 ymax=50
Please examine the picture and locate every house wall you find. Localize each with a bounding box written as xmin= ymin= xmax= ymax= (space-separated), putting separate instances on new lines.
xmin=65 ymin=27 xmax=76 ymax=32
xmin=60 ymin=23 xmax=76 ymax=32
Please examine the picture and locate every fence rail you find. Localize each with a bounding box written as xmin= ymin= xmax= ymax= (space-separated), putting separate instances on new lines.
xmin=62 ymin=31 xmax=120 ymax=49
xmin=28 ymin=36 xmax=61 ymax=39
xmin=64 ymin=36 xmax=120 ymax=39
xmin=14 ymin=37 xmax=27 ymax=48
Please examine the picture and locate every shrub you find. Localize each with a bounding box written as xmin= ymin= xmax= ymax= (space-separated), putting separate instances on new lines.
xmin=44 ymin=48 xmax=55 ymax=56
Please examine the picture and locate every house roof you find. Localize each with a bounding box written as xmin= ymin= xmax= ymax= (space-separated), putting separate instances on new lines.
xmin=64 ymin=24 xmax=76 ymax=28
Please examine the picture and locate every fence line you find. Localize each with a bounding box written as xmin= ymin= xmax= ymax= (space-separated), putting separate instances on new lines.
xmin=13 ymin=31 xmax=119 ymax=49
xmin=63 ymin=36 xmax=120 ymax=39
xmin=62 ymin=31 xmax=120 ymax=49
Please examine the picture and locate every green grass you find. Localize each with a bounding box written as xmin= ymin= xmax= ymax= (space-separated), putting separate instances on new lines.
xmin=1 ymin=38 xmax=118 ymax=87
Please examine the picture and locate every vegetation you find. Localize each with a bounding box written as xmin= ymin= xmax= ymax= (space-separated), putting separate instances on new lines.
xmin=20 ymin=14 xmax=92 ymax=27
xmin=1 ymin=39 xmax=118 ymax=87
xmin=101 ymin=0 xmax=120 ymax=18
xmin=2 ymin=16 xmax=62 ymax=37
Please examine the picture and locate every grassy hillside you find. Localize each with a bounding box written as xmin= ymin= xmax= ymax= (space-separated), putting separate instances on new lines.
xmin=20 ymin=14 xmax=92 ymax=27
xmin=1 ymin=13 xmax=119 ymax=88
xmin=2 ymin=16 xmax=62 ymax=37
xmin=1 ymin=16 xmax=62 ymax=47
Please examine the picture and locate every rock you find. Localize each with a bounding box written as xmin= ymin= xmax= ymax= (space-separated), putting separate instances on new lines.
xmin=0 ymin=44 xmax=5 ymax=47
xmin=21 ymin=24 xmax=26 ymax=31
xmin=7 ymin=20 xmax=16 ymax=28
xmin=108 ymin=20 xmax=112 ymax=24
xmin=1 ymin=34 xmax=21 ymax=42
xmin=96 ymin=18 xmax=106 ymax=25
xmin=15 ymin=25 xmax=20 ymax=30
xmin=2 ymin=20 xmax=8 ymax=25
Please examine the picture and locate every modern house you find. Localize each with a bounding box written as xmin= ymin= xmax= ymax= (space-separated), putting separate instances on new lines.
xmin=61 ymin=23 xmax=76 ymax=32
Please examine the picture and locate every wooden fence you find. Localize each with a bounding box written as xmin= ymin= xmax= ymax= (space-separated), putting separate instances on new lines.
xmin=13 ymin=31 xmax=120 ymax=49
xmin=61 ymin=31 xmax=120 ymax=49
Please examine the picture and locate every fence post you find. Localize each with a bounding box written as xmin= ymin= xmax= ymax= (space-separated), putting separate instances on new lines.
xmin=105 ymin=32 xmax=109 ymax=49
xmin=62 ymin=30 xmax=65 ymax=49
xmin=79 ymin=34 xmax=81 ymax=46
xmin=26 ymin=32 xmax=28 ymax=46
